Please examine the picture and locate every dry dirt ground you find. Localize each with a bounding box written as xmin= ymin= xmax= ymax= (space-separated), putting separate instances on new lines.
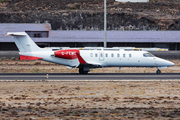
xmin=0 ymin=59 xmax=180 ymax=119
xmin=0 ymin=81 xmax=180 ymax=119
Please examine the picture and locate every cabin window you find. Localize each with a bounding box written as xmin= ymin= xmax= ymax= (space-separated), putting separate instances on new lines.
xmin=95 ymin=53 xmax=98 ymax=57
xmin=111 ymin=53 xmax=114 ymax=57
xmin=100 ymin=53 xmax=103 ymax=57
xmin=123 ymin=54 xmax=125 ymax=57
xmin=117 ymin=53 xmax=120 ymax=57
xmin=129 ymin=54 xmax=132 ymax=58
xmin=143 ymin=53 xmax=154 ymax=57
xmin=106 ymin=53 xmax=108 ymax=57
xmin=90 ymin=53 xmax=93 ymax=57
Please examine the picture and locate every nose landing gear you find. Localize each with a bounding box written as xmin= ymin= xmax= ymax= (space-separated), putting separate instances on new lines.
xmin=156 ymin=69 xmax=161 ymax=74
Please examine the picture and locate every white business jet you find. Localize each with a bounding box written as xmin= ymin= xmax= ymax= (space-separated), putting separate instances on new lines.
xmin=7 ymin=32 xmax=174 ymax=74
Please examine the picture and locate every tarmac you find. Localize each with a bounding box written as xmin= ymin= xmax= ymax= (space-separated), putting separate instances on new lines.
xmin=0 ymin=73 xmax=180 ymax=80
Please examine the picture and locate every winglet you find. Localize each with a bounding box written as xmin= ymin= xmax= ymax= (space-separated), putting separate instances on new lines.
xmin=76 ymin=53 xmax=86 ymax=64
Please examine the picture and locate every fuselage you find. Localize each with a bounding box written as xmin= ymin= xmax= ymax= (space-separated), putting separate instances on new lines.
xmin=79 ymin=49 xmax=174 ymax=68
xmin=20 ymin=48 xmax=174 ymax=68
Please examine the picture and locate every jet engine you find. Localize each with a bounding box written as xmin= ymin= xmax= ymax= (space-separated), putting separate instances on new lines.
xmin=54 ymin=49 xmax=79 ymax=59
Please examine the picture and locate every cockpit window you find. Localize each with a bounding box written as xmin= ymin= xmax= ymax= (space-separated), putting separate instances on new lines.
xmin=143 ymin=53 xmax=154 ymax=57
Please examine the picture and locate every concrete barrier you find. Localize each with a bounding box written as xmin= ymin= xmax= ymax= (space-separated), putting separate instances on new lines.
xmin=0 ymin=51 xmax=19 ymax=59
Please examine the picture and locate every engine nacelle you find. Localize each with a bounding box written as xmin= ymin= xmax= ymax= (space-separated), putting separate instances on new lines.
xmin=54 ymin=49 xmax=79 ymax=59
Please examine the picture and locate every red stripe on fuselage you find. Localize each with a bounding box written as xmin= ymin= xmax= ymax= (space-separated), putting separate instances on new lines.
xmin=20 ymin=55 xmax=43 ymax=60
xmin=76 ymin=52 xmax=86 ymax=64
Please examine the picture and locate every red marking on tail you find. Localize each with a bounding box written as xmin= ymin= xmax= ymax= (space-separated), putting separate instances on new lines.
xmin=20 ymin=55 xmax=43 ymax=60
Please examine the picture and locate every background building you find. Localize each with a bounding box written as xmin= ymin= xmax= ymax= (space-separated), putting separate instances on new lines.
xmin=0 ymin=23 xmax=180 ymax=50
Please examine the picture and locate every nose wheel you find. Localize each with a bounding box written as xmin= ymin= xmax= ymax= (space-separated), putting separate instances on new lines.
xmin=156 ymin=69 xmax=161 ymax=74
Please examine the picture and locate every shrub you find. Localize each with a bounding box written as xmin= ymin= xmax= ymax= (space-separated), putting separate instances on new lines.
xmin=69 ymin=7 xmax=77 ymax=10
xmin=0 ymin=0 xmax=9 ymax=3
xmin=1 ymin=57 xmax=6 ymax=60
xmin=11 ymin=57 xmax=16 ymax=60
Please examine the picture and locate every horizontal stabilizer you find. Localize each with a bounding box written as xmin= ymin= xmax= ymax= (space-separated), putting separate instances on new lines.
xmin=6 ymin=32 xmax=27 ymax=36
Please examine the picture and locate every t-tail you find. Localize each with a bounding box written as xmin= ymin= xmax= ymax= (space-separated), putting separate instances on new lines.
xmin=7 ymin=32 xmax=43 ymax=60
xmin=7 ymin=32 xmax=41 ymax=52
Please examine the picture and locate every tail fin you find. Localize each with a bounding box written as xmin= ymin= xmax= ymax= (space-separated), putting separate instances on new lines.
xmin=7 ymin=32 xmax=41 ymax=52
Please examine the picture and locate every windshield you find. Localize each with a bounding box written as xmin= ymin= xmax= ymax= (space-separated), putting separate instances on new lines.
xmin=143 ymin=53 xmax=155 ymax=57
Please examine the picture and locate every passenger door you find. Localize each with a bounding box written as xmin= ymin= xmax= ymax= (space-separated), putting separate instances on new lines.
xmin=99 ymin=52 xmax=104 ymax=61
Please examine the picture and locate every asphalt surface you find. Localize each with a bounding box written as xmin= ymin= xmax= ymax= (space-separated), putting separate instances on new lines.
xmin=0 ymin=73 xmax=180 ymax=80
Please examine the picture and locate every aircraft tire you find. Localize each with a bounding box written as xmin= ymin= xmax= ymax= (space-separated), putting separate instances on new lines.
xmin=79 ymin=68 xmax=88 ymax=74
xmin=79 ymin=68 xmax=83 ymax=74
xmin=83 ymin=71 xmax=88 ymax=74
xmin=156 ymin=69 xmax=161 ymax=74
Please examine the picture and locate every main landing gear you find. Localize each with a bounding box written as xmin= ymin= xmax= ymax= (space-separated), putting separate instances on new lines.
xmin=79 ymin=67 xmax=89 ymax=74
xmin=156 ymin=69 xmax=161 ymax=74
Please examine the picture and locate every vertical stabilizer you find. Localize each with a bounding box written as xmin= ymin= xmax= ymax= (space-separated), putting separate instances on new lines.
xmin=7 ymin=32 xmax=41 ymax=52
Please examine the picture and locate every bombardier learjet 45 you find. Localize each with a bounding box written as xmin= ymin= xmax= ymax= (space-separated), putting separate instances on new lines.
xmin=7 ymin=32 xmax=174 ymax=74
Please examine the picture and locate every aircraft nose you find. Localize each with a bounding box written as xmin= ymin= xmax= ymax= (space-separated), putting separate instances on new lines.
xmin=162 ymin=59 xmax=174 ymax=67
xmin=156 ymin=58 xmax=174 ymax=67
xmin=167 ymin=61 xmax=174 ymax=66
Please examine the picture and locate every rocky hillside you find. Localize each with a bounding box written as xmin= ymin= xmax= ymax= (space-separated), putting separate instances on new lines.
xmin=0 ymin=0 xmax=180 ymax=30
